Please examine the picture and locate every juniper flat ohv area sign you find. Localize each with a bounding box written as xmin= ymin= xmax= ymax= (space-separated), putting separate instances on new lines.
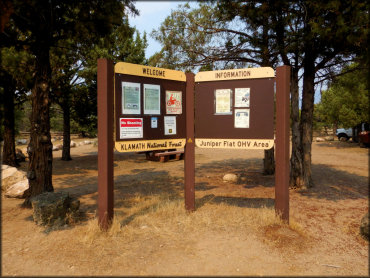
xmin=194 ymin=67 xmax=275 ymax=149
xmin=114 ymin=62 xmax=187 ymax=152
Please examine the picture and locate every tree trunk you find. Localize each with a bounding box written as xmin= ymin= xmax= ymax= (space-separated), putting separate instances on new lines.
xmin=61 ymin=93 xmax=71 ymax=161
xmin=263 ymin=148 xmax=275 ymax=175
xmin=2 ymin=77 xmax=18 ymax=167
xmin=299 ymin=46 xmax=316 ymax=188
xmin=23 ymin=47 xmax=53 ymax=207
xmin=261 ymin=21 xmax=275 ymax=175
xmin=289 ymin=68 xmax=304 ymax=188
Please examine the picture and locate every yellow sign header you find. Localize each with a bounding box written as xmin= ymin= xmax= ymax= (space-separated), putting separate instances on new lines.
xmin=115 ymin=139 xmax=186 ymax=153
xmin=115 ymin=62 xmax=186 ymax=82
xmin=195 ymin=139 xmax=274 ymax=150
xmin=195 ymin=67 xmax=274 ymax=82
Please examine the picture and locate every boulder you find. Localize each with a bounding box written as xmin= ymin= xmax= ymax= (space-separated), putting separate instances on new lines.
xmin=1 ymin=166 xmax=26 ymax=192
xmin=16 ymin=139 xmax=27 ymax=145
xmin=16 ymin=148 xmax=26 ymax=162
xmin=2 ymin=165 xmax=18 ymax=179
xmin=31 ymin=192 xmax=80 ymax=227
xmin=339 ymin=136 xmax=348 ymax=142
xmin=5 ymin=179 xmax=29 ymax=198
xmin=223 ymin=173 xmax=239 ymax=183
xmin=70 ymin=140 xmax=77 ymax=148
xmin=83 ymin=140 xmax=93 ymax=145
xmin=316 ymin=137 xmax=325 ymax=142
xmin=360 ymin=213 xmax=369 ymax=240
xmin=52 ymin=144 xmax=62 ymax=151
xmin=324 ymin=136 xmax=334 ymax=141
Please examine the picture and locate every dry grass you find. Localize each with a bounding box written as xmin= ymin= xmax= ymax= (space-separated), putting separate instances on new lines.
xmin=80 ymin=194 xmax=305 ymax=249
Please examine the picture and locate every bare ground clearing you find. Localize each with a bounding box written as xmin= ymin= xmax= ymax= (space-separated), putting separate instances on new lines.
xmin=1 ymin=139 xmax=369 ymax=276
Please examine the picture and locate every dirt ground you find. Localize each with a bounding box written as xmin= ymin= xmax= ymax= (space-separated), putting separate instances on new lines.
xmin=1 ymin=138 xmax=369 ymax=276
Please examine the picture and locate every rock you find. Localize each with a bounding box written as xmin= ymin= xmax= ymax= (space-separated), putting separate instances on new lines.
xmin=16 ymin=148 xmax=26 ymax=162
xmin=223 ymin=173 xmax=239 ymax=183
xmin=31 ymin=192 xmax=80 ymax=227
xmin=16 ymin=139 xmax=27 ymax=145
xmin=360 ymin=213 xmax=369 ymax=240
xmin=70 ymin=140 xmax=77 ymax=148
xmin=52 ymin=144 xmax=62 ymax=151
xmin=339 ymin=137 xmax=348 ymax=142
xmin=2 ymin=164 xmax=11 ymax=171
xmin=83 ymin=140 xmax=93 ymax=145
xmin=2 ymin=165 xmax=18 ymax=180
xmin=5 ymin=179 xmax=29 ymax=198
xmin=240 ymin=177 xmax=247 ymax=182
xmin=1 ymin=166 xmax=26 ymax=192
xmin=324 ymin=136 xmax=334 ymax=141
xmin=316 ymin=137 xmax=325 ymax=142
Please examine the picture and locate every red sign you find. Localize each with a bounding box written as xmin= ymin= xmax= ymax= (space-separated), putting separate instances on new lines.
xmin=120 ymin=118 xmax=143 ymax=127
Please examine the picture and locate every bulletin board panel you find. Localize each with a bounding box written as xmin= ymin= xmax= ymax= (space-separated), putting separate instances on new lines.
xmin=194 ymin=77 xmax=275 ymax=142
xmin=114 ymin=72 xmax=186 ymax=152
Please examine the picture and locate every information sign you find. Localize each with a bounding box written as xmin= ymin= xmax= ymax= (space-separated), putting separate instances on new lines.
xmin=114 ymin=62 xmax=187 ymax=152
xmin=119 ymin=118 xmax=143 ymax=139
xmin=194 ymin=67 xmax=275 ymax=149
xmin=215 ymin=89 xmax=232 ymax=114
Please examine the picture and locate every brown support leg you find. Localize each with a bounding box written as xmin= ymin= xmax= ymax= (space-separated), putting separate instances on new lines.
xmin=97 ymin=58 xmax=114 ymax=230
xmin=275 ymin=65 xmax=291 ymax=223
xmin=185 ymin=73 xmax=195 ymax=211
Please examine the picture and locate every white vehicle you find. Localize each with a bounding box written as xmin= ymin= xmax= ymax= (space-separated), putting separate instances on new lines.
xmin=335 ymin=128 xmax=352 ymax=141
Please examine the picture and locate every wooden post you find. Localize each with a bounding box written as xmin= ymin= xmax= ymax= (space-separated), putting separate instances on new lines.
xmin=185 ymin=72 xmax=195 ymax=211
xmin=97 ymin=58 xmax=114 ymax=230
xmin=275 ymin=65 xmax=290 ymax=223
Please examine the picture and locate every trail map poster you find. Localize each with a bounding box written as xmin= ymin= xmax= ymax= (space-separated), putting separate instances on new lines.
xmin=235 ymin=88 xmax=250 ymax=107
xmin=144 ymin=84 xmax=160 ymax=115
xmin=122 ymin=82 xmax=140 ymax=114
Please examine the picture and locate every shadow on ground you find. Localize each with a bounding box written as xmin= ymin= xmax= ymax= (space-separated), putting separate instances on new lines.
xmin=51 ymin=153 xmax=368 ymax=228
xmin=298 ymin=163 xmax=368 ymax=201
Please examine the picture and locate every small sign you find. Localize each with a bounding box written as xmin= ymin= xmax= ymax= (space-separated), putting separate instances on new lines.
xmin=166 ymin=91 xmax=182 ymax=114
xmin=164 ymin=116 xmax=176 ymax=135
xmin=151 ymin=117 xmax=158 ymax=128
xmin=120 ymin=118 xmax=143 ymax=139
xmin=215 ymin=89 xmax=232 ymax=114
xmin=115 ymin=139 xmax=186 ymax=152
xmin=144 ymin=84 xmax=161 ymax=115
xmin=195 ymin=138 xmax=273 ymax=149
xmin=235 ymin=88 xmax=250 ymax=107
xmin=194 ymin=67 xmax=275 ymax=82
xmin=234 ymin=109 xmax=250 ymax=128
xmin=122 ymin=82 xmax=141 ymax=114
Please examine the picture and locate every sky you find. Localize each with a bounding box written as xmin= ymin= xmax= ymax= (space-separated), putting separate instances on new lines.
xmin=128 ymin=1 xmax=186 ymax=59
